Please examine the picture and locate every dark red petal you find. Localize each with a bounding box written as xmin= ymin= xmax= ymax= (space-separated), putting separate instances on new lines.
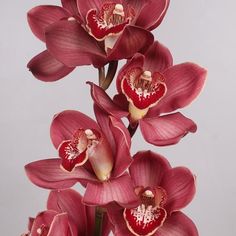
xmin=61 ymin=0 xmax=79 ymax=16
xmin=130 ymin=150 xmax=171 ymax=188
xmin=76 ymin=0 xmax=104 ymax=20
xmin=28 ymin=5 xmax=70 ymax=42
xmin=154 ymin=62 xmax=207 ymax=114
xmin=45 ymin=20 xmax=107 ymax=67
xmin=83 ymin=174 xmax=139 ymax=208
xmin=50 ymin=110 xmax=99 ymax=149
xmin=135 ymin=0 xmax=170 ymax=31
xmin=161 ymin=167 xmax=196 ymax=213
xmin=113 ymin=93 xmax=129 ymax=111
xmin=140 ymin=113 xmax=197 ymax=146
xmin=47 ymin=189 xmax=87 ymax=236
xmin=27 ymin=50 xmax=74 ymax=82
xmin=108 ymin=25 xmax=154 ymax=61
xmin=156 ymin=212 xmax=199 ymax=236
xmin=25 ymin=158 xmax=98 ymax=190
xmin=144 ymin=41 xmax=173 ymax=73
xmin=88 ymin=82 xmax=128 ymax=118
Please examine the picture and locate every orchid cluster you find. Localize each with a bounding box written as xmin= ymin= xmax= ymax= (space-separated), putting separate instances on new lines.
xmin=23 ymin=0 xmax=207 ymax=236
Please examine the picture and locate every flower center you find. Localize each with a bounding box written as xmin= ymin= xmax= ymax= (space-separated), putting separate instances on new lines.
xmin=58 ymin=128 xmax=100 ymax=172
xmin=121 ymin=68 xmax=167 ymax=122
xmin=124 ymin=187 xmax=167 ymax=236
xmin=86 ymin=3 xmax=134 ymax=50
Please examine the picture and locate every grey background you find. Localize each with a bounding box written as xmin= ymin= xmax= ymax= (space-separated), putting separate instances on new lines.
xmin=1 ymin=0 xmax=235 ymax=235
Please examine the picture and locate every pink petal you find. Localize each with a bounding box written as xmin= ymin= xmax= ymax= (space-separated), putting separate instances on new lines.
xmin=109 ymin=116 xmax=132 ymax=177
xmin=156 ymin=62 xmax=207 ymax=114
xmin=140 ymin=112 xmax=197 ymax=146
xmin=45 ymin=20 xmax=107 ymax=68
xmin=47 ymin=189 xmax=87 ymax=236
xmin=48 ymin=213 xmax=70 ymax=236
xmin=108 ymin=208 xmax=134 ymax=236
xmin=28 ymin=5 xmax=70 ymax=42
xmin=83 ymin=174 xmax=139 ymax=208
xmin=88 ymin=82 xmax=128 ymax=118
xmin=31 ymin=210 xmax=57 ymax=236
xmin=129 ymin=151 xmax=171 ymax=188
xmin=156 ymin=212 xmax=198 ymax=236
xmin=94 ymin=105 xmax=116 ymax=155
xmin=116 ymin=53 xmax=145 ymax=93
xmin=144 ymin=41 xmax=173 ymax=73
xmin=161 ymin=167 xmax=196 ymax=213
xmin=27 ymin=50 xmax=74 ymax=82
xmin=50 ymin=110 xmax=99 ymax=149
xmin=108 ymin=25 xmax=154 ymax=62
xmin=25 ymin=158 xmax=98 ymax=189
xmin=76 ymin=0 xmax=104 ymax=20
xmin=61 ymin=0 xmax=79 ymax=16
xmin=135 ymin=0 xmax=170 ymax=31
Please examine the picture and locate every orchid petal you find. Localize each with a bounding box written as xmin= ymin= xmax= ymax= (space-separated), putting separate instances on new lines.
xmin=109 ymin=116 xmax=132 ymax=177
xmin=25 ymin=159 xmax=98 ymax=189
xmin=113 ymin=93 xmax=129 ymax=111
xmin=108 ymin=208 xmax=134 ymax=236
xmin=135 ymin=0 xmax=170 ymax=31
xmin=116 ymin=53 xmax=145 ymax=93
xmin=48 ymin=213 xmax=70 ymax=236
xmin=76 ymin=0 xmax=104 ymax=20
xmin=161 ymin=167 xmax=196 ymax=213
xmin=61 ymin=0 xmax=79 ymax=16
xmin=155 ymin=62 xmax=207 ymax=114
xmin=140 ymin=113 xmax=197 ymax=146
xmin=30 ymin=211 xmax=57 ymax=236
xmin=88 ymin=82 xmax=128 ymax=118
xmin=83 ymin=174 xmax=139 ymax=208
xmin=27 ymin=50 xmax=74 ymax=82
xmin=156 ymin=212 xmax=198 ymax=236
xmin=108 ymin=25 xmax=154 ymax=62
xmin=28 ymin=5 xmax=70 ymax=42
xmin=130 ymin=151 xmax=171 ymax=188
xmin=50 ymin=110 xmax=99 ymax=149
xmin=144 ymin=41 xmax=173 ymax=72
xmin=45 ymin=21 xmax=106 ymax=68
xmin=48 ymin=189 xmax=87 ymax=235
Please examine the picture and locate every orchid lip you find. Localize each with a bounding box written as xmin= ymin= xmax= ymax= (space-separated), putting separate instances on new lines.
xmin=86 ymin=3 xmax=133 ymax=42
xmin=123 ymin=187 xmax=167 ymax=236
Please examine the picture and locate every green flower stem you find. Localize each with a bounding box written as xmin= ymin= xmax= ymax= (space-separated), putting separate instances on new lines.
xmin=94 ymin=207 xmax=105 ymax=236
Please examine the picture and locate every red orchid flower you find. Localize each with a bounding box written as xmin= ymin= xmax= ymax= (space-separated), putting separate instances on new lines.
xmin=108 ymin=150 xmax=198 ymax=236
xmin=43 ymin=0 xmax=170 ymax=69
xmin=27 ymin=0 xmax=82 ymax=81
xmin=25 ymin=109 xmax=139 ymax=208
xmin=89 ymin=41 xmax=207 ymax=146
xmin=22 ymin=189 xmax=111 ymax=236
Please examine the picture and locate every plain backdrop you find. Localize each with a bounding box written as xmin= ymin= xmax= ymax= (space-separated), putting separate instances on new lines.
xmin=1 ymin=0 xmax=235 ymax=235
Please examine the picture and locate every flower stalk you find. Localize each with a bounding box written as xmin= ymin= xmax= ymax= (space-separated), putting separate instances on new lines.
xmin=94 ymin=207 xmax=105 ymax=236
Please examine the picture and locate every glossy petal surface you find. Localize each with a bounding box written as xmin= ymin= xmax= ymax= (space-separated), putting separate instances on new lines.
xmin=27 ymin=50 xmax=74 ymax=82
xmin=140 ymin=113 xmax=197 ymax=146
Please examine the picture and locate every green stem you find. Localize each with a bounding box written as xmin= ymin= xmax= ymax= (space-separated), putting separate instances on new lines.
xmin=99 ymin=61 xmax=118 ymax=90
xmin=94 ymin=207 xmax=104 ymax=236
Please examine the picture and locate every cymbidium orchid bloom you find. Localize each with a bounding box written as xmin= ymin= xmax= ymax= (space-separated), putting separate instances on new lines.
xmin=108 ymin=150 xmax=198 ymax=236
xmin=25 ymin=109 xmax=139 ymax=208
xmin=89 ymin=41 xmax=207 ymax=146
xmin=22 ymin=189 xmax=111 ymax=236
xmin=27 ymin=0 xmax=82 ymax=81
xmin=43 ymin=0 xmax=170 ymax=69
